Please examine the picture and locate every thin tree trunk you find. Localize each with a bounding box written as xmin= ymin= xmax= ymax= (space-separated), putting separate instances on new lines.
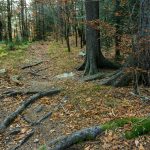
xmin=0 ymin=20 xmax=2 ymax=41
xmin=7 ymin=0 xmax=12 ymax=42
xmin=115 ymin=0 xmax=121 ymax=59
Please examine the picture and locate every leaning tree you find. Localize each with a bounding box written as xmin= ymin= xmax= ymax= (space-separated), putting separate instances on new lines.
xmin=101 ymin=0 xmax=150 ymax=88
xmin=79 ymin=0 xmax=119 ymax=75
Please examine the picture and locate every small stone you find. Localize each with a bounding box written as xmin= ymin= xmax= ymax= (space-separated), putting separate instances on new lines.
xmin=16 ymin=124 xmax=20 ymax=128
xmin=10 ymin=75 xmax=21 ymax=83
xmin=79 ymin=51 xmax=86 ymax=57
xmin=56 ymin=72 xmax=75 ymax=79
xmin=34 ymin=139 xmax=39 ymax=143
xmin=10 ymin=127 xmax=21 ymax=135
xmin=35 ymin=105 xmax=44 ymax=113
xmin=0 ymin=69 xmax=7 ymax=77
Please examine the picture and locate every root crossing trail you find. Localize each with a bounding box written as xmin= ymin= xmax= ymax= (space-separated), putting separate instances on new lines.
xmin=0 ymin=41 xmax=150 ymax=150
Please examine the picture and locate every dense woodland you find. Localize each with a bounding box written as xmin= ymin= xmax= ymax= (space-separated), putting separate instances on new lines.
xmin=0 ymin=0 xmax=150 ymax=150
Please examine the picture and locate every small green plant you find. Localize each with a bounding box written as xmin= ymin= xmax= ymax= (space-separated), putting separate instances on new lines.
xmin=7 ymin=41 xmax=15 ymax=50
xmin=38 ymin=145 xmax=47 ymax=150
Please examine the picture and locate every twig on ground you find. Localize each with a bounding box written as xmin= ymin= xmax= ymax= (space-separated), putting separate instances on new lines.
xmin=21 ymin=61 xmax=43 ymax=69
xmin=11 ymin=129 xmax=35 ymax=150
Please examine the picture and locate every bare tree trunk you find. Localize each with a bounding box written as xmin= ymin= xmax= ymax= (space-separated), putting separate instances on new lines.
xmin=0 ymin=20 xmax=2 ymax=41
xmin=7 ymin=0 xmax=12 ymax=42
xmin=100 ymin=0 xmax=150 ymax=87
xmin=114 ymin=0 xmax=121 ymax=59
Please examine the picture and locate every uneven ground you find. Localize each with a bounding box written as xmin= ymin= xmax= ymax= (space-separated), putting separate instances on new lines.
xmin=0 ymin=40 xmax=150 ymax=150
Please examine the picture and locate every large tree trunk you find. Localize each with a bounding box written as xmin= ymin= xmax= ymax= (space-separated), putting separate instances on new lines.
xmin=136 ymin=0 xmax=150 ymax=85
xmin=84 ymin=0 xmax=101 ymax=75
xmin=83 ymin=0 xmax=119 ymax=75
xmin=100 ymin=0 xmax=150 ymax=87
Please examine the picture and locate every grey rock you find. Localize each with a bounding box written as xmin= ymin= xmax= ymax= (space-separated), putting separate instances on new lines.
xmin=10 ymin=75 xmax=21 ymax=83
xmin=0 ymin=69 xmax=7 ymax=77
xmin=35 ymin=105 xmax=44 ymax=113
xmin=34 ymin=138 xmax=39 ymax=143
xmin=9 ymin=127 xmax=21 ymax=135
xmin=56 ymin=72 xmax=75 ymax=79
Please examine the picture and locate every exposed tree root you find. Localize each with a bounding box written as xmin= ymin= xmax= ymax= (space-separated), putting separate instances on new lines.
xmin=21 ymin=112 xmax=52 ymax=126
xmin=99 ymin=70 xmax=132 ymax=87
xmin=47 ymin=117 xmax=150 ymax=150
xmin=77 ymin=58 xmax=121 ymax=72
xmin=21 ymin=61 xmax=43 ymax=69
xmin=1 ymin=87 xmax=60 ymax=99
xmin=80 ymin=73 xmax=107 ymax=82
xmin=98 ymin=59 xmax=121 ymax=69
xmin=48 ymin=126 xmax=103 ymax=150
xmin=0 ymin=89 xmax=60 ymax=133
xmin=11 ymin=129 xmax=35 ymax=150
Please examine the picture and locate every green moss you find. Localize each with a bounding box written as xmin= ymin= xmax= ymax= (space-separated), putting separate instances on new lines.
xmin=125 ymin=117 xmax=150 ymax=139
xmin=102 ymin=117 xmax=140 ymax=131
xmin=101 ymin=117 xmax=150 ymax=139
xmin=38 ymin=145 xmax=47 ymax=150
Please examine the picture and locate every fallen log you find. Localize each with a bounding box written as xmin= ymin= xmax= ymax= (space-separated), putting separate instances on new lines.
xmin=0 ymin=89 xmax=60 ymax=133
xmin=11 ymin=129 xmax=35 ymax=150
xmin=21 ymin=61 xmax=43 ymax=69
xmin=48 ymin=126 xmax=103 ymax=150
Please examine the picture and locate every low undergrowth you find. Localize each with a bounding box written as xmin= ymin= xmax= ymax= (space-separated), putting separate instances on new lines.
xmin=0 ymin=42 xmax=31 ymax=68
xmin=102 ymin=117 xmax=150 ymax=139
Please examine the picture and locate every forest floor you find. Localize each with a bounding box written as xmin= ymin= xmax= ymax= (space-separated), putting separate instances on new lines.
xmin=0 ymin=40 xmax=150 ymax=150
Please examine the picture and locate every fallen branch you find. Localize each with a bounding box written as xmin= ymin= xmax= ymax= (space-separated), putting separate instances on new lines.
xmin=21 ymin=112 xmax=52 ymax=126
xmin=1 ymin=87 xmax=59 ymax=98
xmin=35 ymin=67 xmax=50 ymax=73
xmin=21 ymin=61 xmax=43 ymax=69
xmin=48 ymin=126 xmax=103 ymax=150
xmin=0 ymin=89 xmax=60 ymax=133
xmin=11 ymin=129 xmax=34 ymax=150
xmin=34 ymin=112 xmax=52 ymax=125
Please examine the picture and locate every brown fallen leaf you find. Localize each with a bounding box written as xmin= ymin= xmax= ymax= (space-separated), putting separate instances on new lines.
xmin=139 ymin=144 xmax=145 ymax=150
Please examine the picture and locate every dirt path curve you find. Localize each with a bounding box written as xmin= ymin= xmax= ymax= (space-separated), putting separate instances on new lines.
xmin=0 ymin=41 xmax=81 ymax=150
xmin=0 ymin=41 xmax=150 ymax=150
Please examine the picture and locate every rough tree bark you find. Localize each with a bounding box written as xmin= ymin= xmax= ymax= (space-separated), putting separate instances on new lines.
xmin=79 ymin=0 xmax=120 ymax=75
xmin=114 ymin=0 xmax=121 ymax=59
xmin=0 ymin=20 xmax=2 ymax=41
xmin=100 ymin=0 xmax=150 ymax=87
xmin=7 ymin=0 xmax=12 ymax=42
xmin=48 ymin=126 xmax=103 ymax=150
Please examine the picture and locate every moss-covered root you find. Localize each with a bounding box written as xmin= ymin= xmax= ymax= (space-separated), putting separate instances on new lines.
xmin=47 ymin=117 xmax=150 ymax=150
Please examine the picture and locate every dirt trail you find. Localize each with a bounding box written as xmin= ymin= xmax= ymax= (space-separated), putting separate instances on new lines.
xmin=0 ymin=41 xmax=150 ymax=150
